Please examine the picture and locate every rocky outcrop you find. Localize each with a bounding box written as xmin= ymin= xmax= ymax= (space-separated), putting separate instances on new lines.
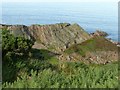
xmin=63 ymin=37 xmax=119 ymax=64
xmin=1 ymin=23 xmax=119 ymax=64
xmin=59 ymin=51 xmax=118 ymax=64
xmin=0 ymin=24 xmax=31 ymax=40
xmin=90 ymin=30 xmax=108 ymax=37
xmin=1 ymin=23 xmax=91 ymax=53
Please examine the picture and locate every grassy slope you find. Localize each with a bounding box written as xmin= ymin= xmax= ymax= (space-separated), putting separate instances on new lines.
xmin=3 ymin=48 xmax=118 ymax=88
xmin=65 ymin=36 xmax=118 ymax=56
xmin=2 ymin=36 xmax=119 ymax=88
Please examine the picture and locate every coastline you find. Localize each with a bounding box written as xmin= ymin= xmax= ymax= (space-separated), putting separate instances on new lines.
xmin=1 ymin=23 xmax=119 ymax=45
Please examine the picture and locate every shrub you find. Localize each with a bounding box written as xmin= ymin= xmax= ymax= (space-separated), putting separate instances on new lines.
xmin=3 ymin=62 xmax=118 ymax=88
xmin=2 ymin=29 xmax=34 ymax=60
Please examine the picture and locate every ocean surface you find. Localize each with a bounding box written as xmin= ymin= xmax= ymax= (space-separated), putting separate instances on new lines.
xmin=2 ymin=2 xmax=118 ymax=41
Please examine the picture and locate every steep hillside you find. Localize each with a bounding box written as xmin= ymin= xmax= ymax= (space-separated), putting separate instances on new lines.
xmin=1 ymin=23 xmax=119 ymax=64
xmin=0 ymin=23 xmax=91 ymax=53
xmin=62 ymin=37 xmax=118 ymax=64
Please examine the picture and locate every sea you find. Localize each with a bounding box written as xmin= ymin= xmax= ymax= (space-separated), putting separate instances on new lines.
xmin=2 ymin=2 xmax=118 ymax=41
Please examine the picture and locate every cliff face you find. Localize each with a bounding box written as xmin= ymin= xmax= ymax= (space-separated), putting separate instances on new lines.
xmin=1 ymin=23 xmax=118 ymax=64
xmin=1 ymin=23 xmax=91 ymax=52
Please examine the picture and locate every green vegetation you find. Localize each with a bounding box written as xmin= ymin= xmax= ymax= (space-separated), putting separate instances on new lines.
xmin=65 ymin=37 xmax=118 ymax=56
xmin=2 ymin=29 xmax=34 ymax=60
xmin=2 ymin=29 xmax=118 ymax=88
xmin=3 ymin=60 xmax=118 ymax=88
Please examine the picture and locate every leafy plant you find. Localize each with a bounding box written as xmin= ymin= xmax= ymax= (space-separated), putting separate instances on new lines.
xmin=2 ymin=29 xmax=34 ymax=60
xmin=3 ymin=61 xmax=118 ymax=88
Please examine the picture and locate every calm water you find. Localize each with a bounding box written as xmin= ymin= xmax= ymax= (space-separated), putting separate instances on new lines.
xmin=2 ymin=2 xmax=118 ymax=41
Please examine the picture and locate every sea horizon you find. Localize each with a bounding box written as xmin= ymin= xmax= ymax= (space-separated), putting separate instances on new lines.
xmin=2 ymin=2 xmax=118 ymax=41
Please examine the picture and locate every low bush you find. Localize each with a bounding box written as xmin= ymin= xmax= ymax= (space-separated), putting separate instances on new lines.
xmin=2 ymin=29 xmax=34 ymax=61
xmin=3 ymin=61 xmax=118 ymax=88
